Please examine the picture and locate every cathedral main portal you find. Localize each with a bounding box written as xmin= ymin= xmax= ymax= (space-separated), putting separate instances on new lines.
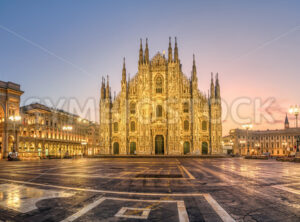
xmin=155 ymin=135 xmax=164 ymax=155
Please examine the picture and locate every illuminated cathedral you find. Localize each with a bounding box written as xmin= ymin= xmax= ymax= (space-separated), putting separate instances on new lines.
xmin=99 ymin=38 xmax=222 ymax=155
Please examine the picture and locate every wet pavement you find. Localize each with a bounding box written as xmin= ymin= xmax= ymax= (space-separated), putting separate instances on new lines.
xmin=0 ymin=157 xmax=299 ymax=222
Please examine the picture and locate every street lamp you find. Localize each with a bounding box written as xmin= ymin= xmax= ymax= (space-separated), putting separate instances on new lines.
xmin=289 ymin=105 xmax=299 ymax=128
xmin=9 ymin=115 xmax=21 ymax=153
xmin=242 ymin=124 xmax=253 ymax=155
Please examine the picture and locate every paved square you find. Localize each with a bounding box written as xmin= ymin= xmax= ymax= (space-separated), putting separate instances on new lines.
xmin=0 ymin=184 xmax=73 ymax=213
xmin=0 ymin=158 xmax=299 ymax=221
xmin=115 ymin=207 xmax=151 ymax=219
xmin=65 ymin=197 xmax=186 ymax=221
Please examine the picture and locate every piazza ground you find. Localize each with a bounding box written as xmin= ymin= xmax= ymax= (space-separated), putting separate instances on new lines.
xmin=0 ymin=158 xmax=299 ymax=222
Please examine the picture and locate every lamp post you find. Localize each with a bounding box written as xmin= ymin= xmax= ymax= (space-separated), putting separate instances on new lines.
xmin=242 ymin=124 xmax=253 ymax=155
xmin=9 ymin=115 xmax=21 ymax=153
xmin=289 ymin=105 xmax=299 ymax=128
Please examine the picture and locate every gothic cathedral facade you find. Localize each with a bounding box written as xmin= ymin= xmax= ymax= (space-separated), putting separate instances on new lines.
xmin=99 ymin=38 xmax=222 ymax=155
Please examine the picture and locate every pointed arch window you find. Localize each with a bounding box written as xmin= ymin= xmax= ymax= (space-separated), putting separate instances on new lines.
xmin=156 ymin=76 xmax=163 ymax=93
xmin=156 ymin=105 xmax=162 ymax=117
xmin=113 ymin=122 xmax=118 ymax=132
xmin=130 ymin=121 xmax=136 ymax=132
xmin=202 ymin=121 xmax=207 ymax=131
xmin=184 ymin=120 xmax=189 ymax=131
xmin=130 ymin=103 xmax=136 ymax=114
xmin=183 ymin=102 xmax=189 ymax=113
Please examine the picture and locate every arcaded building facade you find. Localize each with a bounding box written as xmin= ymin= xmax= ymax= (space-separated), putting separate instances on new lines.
xmin=0 ymin=81 xmax=23 ymax=159
xmin=0 ymin=80 xmax=100 ymax=160
xmin=18 ymin=103 xmax=98 ymax=159
xmin=99 ymin=38 xmax=222 ymax=155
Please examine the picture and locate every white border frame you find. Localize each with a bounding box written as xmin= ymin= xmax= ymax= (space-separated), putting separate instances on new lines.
xmin=115 ymin=207 xmax=151 ymax=219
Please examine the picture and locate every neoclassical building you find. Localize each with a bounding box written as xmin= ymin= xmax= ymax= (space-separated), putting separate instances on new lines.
xmin=18 ymin=103 xmax=99 ymax=159
xmin=228 ymin=115 xmax=300 ymax=156
xmin=0 ymin=80 xmax=100 ymax=160
xmin=99 ymin=38 xmax=222 ymax=155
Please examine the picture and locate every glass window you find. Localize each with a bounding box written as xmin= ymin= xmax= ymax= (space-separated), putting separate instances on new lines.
xmin=156 ymin=105 xmax=162 ymax=117
xmin=183 ymin=102 xmax=189 ymax=113
xmin=130 ymin=103 xmax=136 ymax=114
xmin=130 ymin=121 xmax=135 ymax=132
xmin=202 ymin=121 xmax=207 ymax=131
xmin=184 ymin=120 xmax=189 ymax=131
xmin=156 ymin=77 xmax=163 ymax=93
xmin=114 ymin=122 xmax=118 ymax=132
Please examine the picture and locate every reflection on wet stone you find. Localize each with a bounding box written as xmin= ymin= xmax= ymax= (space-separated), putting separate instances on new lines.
xmin=0 ymin=184 xmax=73 ymax=213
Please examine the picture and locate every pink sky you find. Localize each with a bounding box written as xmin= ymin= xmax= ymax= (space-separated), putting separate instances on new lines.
xmin=1 ymin=1 xmax=299 ymax=135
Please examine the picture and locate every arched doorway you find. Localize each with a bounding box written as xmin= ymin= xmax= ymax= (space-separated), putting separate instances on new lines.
xmin=8 ymin=135 xmax=14 ymax=153
xmin=113 ymin=142 xmax=119 ymax=155
xmin=130 ymin=142 xmax=136 ymax=154
xmin=202 ymin=142 xmax=208 ymax=155
xmin=38 ymin=143 xmax=42 ymax=157
xmin=183 ymin=142 xmax=190 ymax=154
xmin=155 ymin=135 xmax=164 ymax=155
xmin=45 ymin=144 xmax=49 ymax=157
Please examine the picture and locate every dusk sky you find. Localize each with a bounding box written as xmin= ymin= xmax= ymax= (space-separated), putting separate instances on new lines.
xmin=1 ymin=0 xmax=300 ymax=134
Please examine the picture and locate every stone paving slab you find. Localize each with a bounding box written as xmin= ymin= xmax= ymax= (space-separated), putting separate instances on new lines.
xmin=0 ymin=158 xmax=298 ymax=221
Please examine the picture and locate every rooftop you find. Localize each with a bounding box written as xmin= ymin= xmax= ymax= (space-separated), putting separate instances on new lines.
xmin=21 ymin=103 xmax=79 ymax=118
xmin=230 ymin=127 xmax=300 ymax=135
xmin=0 ymin=80 xmax=23 ymax=92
